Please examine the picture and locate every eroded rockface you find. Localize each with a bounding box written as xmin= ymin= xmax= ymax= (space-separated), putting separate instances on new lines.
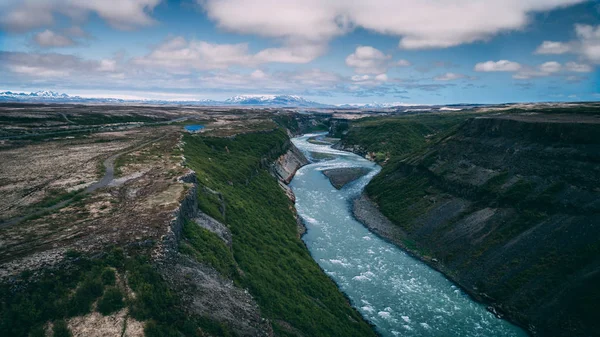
xmin=352 ymin=114 xmax=600 ymax=337
xmin=152 ymin=140 xmax=308 ymax=336
xmin=270 ymin=141 xmax=309 ymax=235
xmin=154 ymin=170 xmax=273 ymax=337
xmin=271 ymin=140 xmax=309 ymax=184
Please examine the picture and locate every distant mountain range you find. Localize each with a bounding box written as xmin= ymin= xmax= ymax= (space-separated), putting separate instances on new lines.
xmin=0 ymin=90 xmax=482 ymax=111
xmin=0 ymin=91 xmax=332 ymax=107
xmin=0 ymin=91 xmax=126 ymax=104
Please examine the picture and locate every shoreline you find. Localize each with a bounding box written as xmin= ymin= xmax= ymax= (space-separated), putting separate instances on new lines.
xmin=351 ymin=192 xmax=533 ymax=336
xmin=330 ymin=136 xmax=533 ymax=335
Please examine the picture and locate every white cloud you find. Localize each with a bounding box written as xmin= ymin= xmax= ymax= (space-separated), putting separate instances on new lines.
xmin=534 ymin=24 xmax=600 ymax=64
xmin=397 ymin=59 xmax=411 ymax=66
xmin=1 ymin=51 xmax=94 ymax=78
xmin=289 ymin=69 xmax=341 ymax=85
xmin=250 ymin=69 xmax=267 ymax=79
xmin=474 ymin=60 xmax=522 ymax=72
xmin=565 ymin=61 xmax=593 ymax=72
xmin=352 ymin=75 xmax=371 ymax=82
xmin=375 ymin=74 xmax=388 ymax=81
xmin=534 ymin=41 xmax=572 ymax=54
xmin=254 ymin=43 xmax=326 ymax=64
xmin=575 ymin=24 xmax=600 ymax=64
xmin=133 ymin=37 xmax=325 ymax=72
xmin=346 ymin=46 xmax=392 ymax=75
xmin=0 ymin=0 xmax=161 ymax=32
xmin=539 ymin=61 xmax=562 ymax=73
xmin=98 ymin=59 xmax=117 ymax=72
xmin=33 ymin=29 xmax=75 ymax=48
xmin=434 ymin=72 xmax=466 ymax=81
xmin=512 ymin=61 xmax=591 ymax=79
xmin=200 ymin=0 xmax=584 ymax=50
xmin=134 ymin=37 xmax=253 ymax=71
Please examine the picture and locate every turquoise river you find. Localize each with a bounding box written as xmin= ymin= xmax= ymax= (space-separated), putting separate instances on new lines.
xmin=290 ymin=133 xmax=528 ymax=337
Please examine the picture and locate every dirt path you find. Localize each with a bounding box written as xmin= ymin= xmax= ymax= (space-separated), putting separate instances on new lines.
xmin=0 ymin=135 xmax=167 ymax=228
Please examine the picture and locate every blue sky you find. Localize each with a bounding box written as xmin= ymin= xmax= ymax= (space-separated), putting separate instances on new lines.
xmin=0 ymin=0 xmax=599 ymax=104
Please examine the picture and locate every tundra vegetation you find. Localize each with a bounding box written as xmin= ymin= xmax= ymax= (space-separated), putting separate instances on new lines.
xmin=336 ymin=104 xmax=600 ymax=337
xmin=0 ymin=104 xmax=372 ymax=336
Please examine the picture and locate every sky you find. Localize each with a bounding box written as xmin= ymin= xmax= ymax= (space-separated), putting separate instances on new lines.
xmin=0 ymin=0 xmax=599 ymax=105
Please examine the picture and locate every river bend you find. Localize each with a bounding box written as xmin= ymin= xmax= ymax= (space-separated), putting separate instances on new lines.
xmin=290 ymin=133 xmax=527 ymax=337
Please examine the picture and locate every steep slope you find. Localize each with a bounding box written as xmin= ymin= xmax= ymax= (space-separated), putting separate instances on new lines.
xmin=345 ymin=112 xmax=600 ymax=336
xmin=183 ymin=129 xmax=377 ymax=336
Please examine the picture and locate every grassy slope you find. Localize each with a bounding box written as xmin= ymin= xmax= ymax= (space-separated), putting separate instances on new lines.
xmin=184 ymin=129 xmax=376 ymax=336
xmin=340 ymin=110 xmax=600 ymax=336
xmin=339 ymin=113 xmax=475 ymax=162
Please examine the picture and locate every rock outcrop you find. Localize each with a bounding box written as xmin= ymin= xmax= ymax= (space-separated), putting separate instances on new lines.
xmin=271 ymin=141 xmax=309 ymax=184
xmin=322 ymin=167 xmax=371 ymax=189
xmin=154 ymin=170 xmax=273 ymax=337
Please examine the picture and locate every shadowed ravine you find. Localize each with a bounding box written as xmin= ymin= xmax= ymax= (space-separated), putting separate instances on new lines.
xmin=290 ymin=133 xmax=528 ymax=337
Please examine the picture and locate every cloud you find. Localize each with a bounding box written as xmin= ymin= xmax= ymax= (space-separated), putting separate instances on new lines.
xmin=512 ymin=61 xmax=591 ymax=79
xmin=254 ymin=43 xmax=326 ymax=64
xmin=375 ymin=74 xmax=388 ymax=81
xmin=98 ymin=59 xmax=117 ymax=72
xmin=575 ymin=24 xmax=600 ymax=64
xmin=133 ymin=37 xmax=254 ymax=71
xmin=250 ymin=69 xmax=267 ymax=79
xmin=539 ymin=61 xmax=562 ymax=73
xmin=33 ymin=29 xmax=76 ymax=48
xmin=200 ymin=0 xmax=584 ymax=50
xmin=534 ymin=24 xmax=600 ymax=64
xmin=434 ymin=72 xmax=468 ymax=81
xmin=133 ymin=37 xmax=326 ymax=72
xmin=397 ymin=59 xmax=411 ymax=66
xmin=0 ymin=0 xmax=161 ymax=32
xmin=474 ymin=60 xmax=522 ymax=72
xmin=565 ymin=61 xmax=593 ymax=72
xmin=534 ymin=41 xmax=572 ymax=54
xmin=345 ymin=46 xmax=392 ymax=74
xmin=0 ymin=51 xmax=96 ymax=78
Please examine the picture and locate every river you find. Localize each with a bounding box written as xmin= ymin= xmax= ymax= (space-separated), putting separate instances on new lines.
xmin=290 ymin=133 xmax=527 ymax=337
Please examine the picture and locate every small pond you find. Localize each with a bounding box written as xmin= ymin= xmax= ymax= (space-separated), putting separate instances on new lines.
xmin=184 ymin=125 xmax=205 ymax=132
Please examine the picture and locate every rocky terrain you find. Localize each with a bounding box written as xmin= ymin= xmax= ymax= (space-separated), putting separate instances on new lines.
xmin=321 ymin=167 xmax=371 ymax=189
xmin=341 ymin=109 xmax=600 ymax=337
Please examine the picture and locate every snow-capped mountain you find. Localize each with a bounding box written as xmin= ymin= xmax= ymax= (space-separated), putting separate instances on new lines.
xmin=0 ymin=91 xmax=330 ymax=107
xmin=336 ymin=102 xmax=419 ymax=109
xmin=0 ymin=90 xmax=71 ymax=99
xmin=224 ymin=95 xmax=330 ymax=107
xmin=30 ymin=90 xmax=70 ymax=98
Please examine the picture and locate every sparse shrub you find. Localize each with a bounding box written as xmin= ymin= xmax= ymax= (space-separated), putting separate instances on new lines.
xmin=64 ymin=249 xmax=81 ymax=259
xmin=105 ymin=247 xmax=125 ymax=268
xmin=67 ymin=277 xmax=103 ymax=316
xmin=97 ymin=287 xmax=124 ymax=315
xmin=144 ymin=320 xmax=180 ymax=337
xmin=52 ymin=320 xmax=71 ymax=337
xmin=29 ymin=326 xmax=46 ymax=337
xmin=100 ymin=268 xmax=116 ymax=285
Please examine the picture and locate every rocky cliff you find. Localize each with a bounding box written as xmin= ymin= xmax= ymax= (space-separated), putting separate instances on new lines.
xmin=154 ymin=170 xmax=273 ymax=337
xmin=354 ymin=113 xmax=600 ymax=337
